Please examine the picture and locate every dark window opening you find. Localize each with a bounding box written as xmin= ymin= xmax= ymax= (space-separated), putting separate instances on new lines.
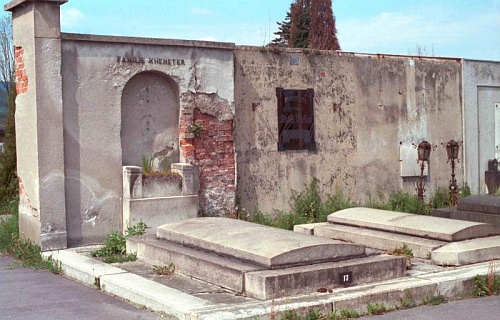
xmin=276 ymin=88 xmax=316 ymax=151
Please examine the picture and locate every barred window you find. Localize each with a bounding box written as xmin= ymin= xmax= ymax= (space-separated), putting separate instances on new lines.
xmin=276 ymin=88 xmax=315 ymax=151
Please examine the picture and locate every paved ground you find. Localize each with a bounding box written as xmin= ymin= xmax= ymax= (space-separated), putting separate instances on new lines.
xmin=0 ymin=255 xmax=164 ymax=320
xmin=1 ymin=253 xmax=499 ymax=320
xmin=359 ymin=295 xmax=500 ymax=320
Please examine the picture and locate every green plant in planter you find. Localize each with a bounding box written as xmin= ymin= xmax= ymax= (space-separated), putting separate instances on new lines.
xmin=141 ymin=154 xmax=154 ymax=174
xmin=161 ymin=157 xmax=172 ymax=173
xmin=189 ymin=123 xmax=205 ymax=137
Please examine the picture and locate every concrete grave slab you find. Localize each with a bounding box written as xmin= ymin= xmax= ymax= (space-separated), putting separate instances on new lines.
xmin=431 ymin=235 xmax=500 ymax=266
xmin=127 ymin=235 xmax=264 ymax=293
xmin=129 ymin=231 xmax=405 ymax=300
xmin=245 ymin=255 xmax=406 ymax=300
xmin=156 ymin=217 xmax=366 ymax=269
xmin=457 ymin=195 xmax=500 ymax=215
xmin=313 ymin=223 xmax=446 ymax=259
xmin=432 ymin=207 xmax=500 ymax=227
xmin=327 ymin=208 xmax=500 ymax=241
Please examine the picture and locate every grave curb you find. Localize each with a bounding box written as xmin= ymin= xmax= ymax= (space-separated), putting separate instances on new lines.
xmin=43 ymin=248 xmax=497 ymax=319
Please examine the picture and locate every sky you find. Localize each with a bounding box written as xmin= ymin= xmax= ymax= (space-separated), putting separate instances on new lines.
xmin=2 ymin=0 xmax=500 ymax=61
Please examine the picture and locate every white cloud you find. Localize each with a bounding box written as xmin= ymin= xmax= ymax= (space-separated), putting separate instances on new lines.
xmin=190 ymin=7 xmax=212 ymax=16
xmin=61 ymin=8 xmax=85 ymax=29
xmin=198 ymin=35 xmax=217 ymax=42
xmin=337 ymin=5 xmax=500 ymax=59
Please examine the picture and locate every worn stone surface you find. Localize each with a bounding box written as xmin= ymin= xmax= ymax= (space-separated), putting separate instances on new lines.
xmin=431 ymin=235 xmax=500 ymax=266
xmin=123 ymin=196 xmax=198 ymax=234
xmin=156 ymin=217 xmax=366 ymax=268
xmin=43 ymin=246 xmax=498 ymax=319
xmin=245 ymin=255 xmax=406 ymax=300
xmin=327 ymin=207 xmax=500 ymax=241
xmin=127 ymin=235 xmax=264 ymax=293
xmin=432 ymin=207 xmax=500 ymax=227
xmin=314 ymin=223 xmax=446 ymax=259
xmin=457 ymin=195 xmax=500 ymax=214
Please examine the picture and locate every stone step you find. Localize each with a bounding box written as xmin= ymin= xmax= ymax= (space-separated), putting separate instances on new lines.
xmin=308 ymin=223 xmax=446 ymax=259
xmin=127 ymin=235 xmax=263 ymax=293
xmin=327 ymin=208 xmax=500 ymax=241
xmin=245 ymin=254 xmax=406 ymax=300
xmin=127 ymin=234 xmax=406 ymax=300
xmin=432 ymin=207 xmax=500 ymax=228
xmin=156 ymin=217 xmax=366 ymax=269
xmin=431 ymin=235 xmax=500 ymax=266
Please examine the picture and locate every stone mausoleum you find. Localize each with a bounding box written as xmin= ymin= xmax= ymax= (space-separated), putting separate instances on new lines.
xmin=5 ymin=0 xmax=500 ymax=250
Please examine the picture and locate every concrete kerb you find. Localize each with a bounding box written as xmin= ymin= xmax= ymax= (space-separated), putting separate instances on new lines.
xmin=42 ymin=248 xmax=498 ymax=320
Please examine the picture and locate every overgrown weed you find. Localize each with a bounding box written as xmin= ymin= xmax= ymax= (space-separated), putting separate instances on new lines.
xmin=0 ymin=196 xmax=61 ymax=273
xmin=91 ymin=222 xmax=147 ymax=263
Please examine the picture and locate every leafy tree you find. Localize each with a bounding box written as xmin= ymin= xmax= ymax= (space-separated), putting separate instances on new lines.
xmin=309 ymin=0 xmax=340 ymax=50
xmin=408 ymin=44 xmax=435 ymax=57
xmin=0 ymin=15 xmax=17 ymax=208
xmin=0 ymin=16 xmax=14 ymax=97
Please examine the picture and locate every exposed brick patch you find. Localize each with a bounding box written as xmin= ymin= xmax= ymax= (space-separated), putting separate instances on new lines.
xmin=15 ymin=46 xmax=28 ymax=94
xmin=180 ymin=108 xmax=236 ymax=216
xmin=18 ymin=177 xmax=38 ymax=216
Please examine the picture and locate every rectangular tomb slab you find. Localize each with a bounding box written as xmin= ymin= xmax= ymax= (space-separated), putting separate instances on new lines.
xmin=156 ymin=217 xmax=366 ymax=269
xmin=327 ymin=208 xmax=500 ymax=242
xmin=457 ymin=195 xmax=500 ymax=215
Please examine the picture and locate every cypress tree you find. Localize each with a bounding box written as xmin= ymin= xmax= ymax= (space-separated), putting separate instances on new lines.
xmin=271 ymin=11 xmax=292 ymax=47
xmin=289 ymin=0 xmax=311 ymax=49
xmin=274 ymin=0 xmax=341 ymax=50
xmin=309 ymin=0 xmax=340 ymax=50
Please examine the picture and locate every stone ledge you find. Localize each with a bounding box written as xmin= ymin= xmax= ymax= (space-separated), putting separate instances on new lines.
xmin=156 ymin=217 xmax=366 ymax=269
xmin=328 ymin=208 xmax=500 ymax=241
xmin=43 ymin=247 xmax=498 ymax=319
xmin=431 ymin=236 xmax=500 ymax=266
xmin=313 ymin=223 xmax=446 ymax=259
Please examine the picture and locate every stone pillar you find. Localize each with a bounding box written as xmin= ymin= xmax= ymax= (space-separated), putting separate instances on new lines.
xmin=123 ymin=166 xmax=143 ymax=199
xmin=171 ymin=163 xmax=199 ymax=196
xmin=5 ymin=0 xmax=68 ymax=250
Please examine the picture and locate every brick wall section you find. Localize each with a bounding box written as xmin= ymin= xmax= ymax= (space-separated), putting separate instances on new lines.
xmin=180 ymin=108 xmax=236 ymax=216
xmin=15 ymin=46 xmax=28 ymax=94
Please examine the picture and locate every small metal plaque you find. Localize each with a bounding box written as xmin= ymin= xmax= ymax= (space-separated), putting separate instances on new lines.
xmin=339 ymin=271 xmax=353 ymax=285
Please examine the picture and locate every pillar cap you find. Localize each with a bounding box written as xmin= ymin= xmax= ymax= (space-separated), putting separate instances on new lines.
xmin=5 ymin=0 xmax=67 ymax=12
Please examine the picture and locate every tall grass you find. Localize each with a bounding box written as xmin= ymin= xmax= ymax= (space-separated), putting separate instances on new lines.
xmin=0 ymin=196 xmax=61 ymax=272
xmin=242 ymin=179 xmax=470 ymax=229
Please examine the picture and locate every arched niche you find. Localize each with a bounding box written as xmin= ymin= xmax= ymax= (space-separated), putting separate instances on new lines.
xmin=121 ymin=71 xmax=179 ymax=168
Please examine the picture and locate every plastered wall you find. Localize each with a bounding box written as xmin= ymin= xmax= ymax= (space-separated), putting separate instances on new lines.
xmin=61 ymin=34 xmax=235 ymax=245
xmin=462 ymin=60 xmax=500 ymax=194
xmin=234 ymin=48 xmax=463 ymax=214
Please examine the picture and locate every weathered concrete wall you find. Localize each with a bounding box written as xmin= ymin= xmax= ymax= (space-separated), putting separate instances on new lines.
xmin=234 ymin=48 xmax=463 ymax=214
xmin=7 ymin=0 xmax=68 ymax=251
xmin=61 ymin=34 xmax=235 ymax=245
xmin=462 ymin=60 xmax=500 ymax=194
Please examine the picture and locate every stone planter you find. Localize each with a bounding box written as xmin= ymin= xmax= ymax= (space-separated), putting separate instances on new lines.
xmin=142 ymin=173 xmax=182 ymax=198
xmin=122 ymin=164 xmax=200 ymax=234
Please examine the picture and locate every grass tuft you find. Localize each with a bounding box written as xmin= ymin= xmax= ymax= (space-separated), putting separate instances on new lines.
xmin=91 ymin=222 xmax=147 ymax=263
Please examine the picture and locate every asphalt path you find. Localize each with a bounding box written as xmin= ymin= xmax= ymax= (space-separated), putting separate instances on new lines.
xmin=0 ymin=255 xmax=163 ymax=320
xmin=1 ymin=254 xmax=498 ymax=319
xmin=358 ymin=295 xmax=499 ymax=320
